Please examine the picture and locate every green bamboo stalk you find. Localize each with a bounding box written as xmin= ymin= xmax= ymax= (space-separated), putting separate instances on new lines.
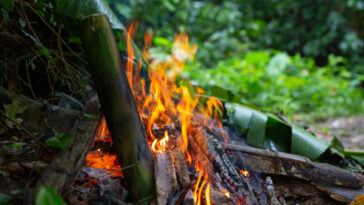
xmin=79 ymin=14 xmax=155 ymax=203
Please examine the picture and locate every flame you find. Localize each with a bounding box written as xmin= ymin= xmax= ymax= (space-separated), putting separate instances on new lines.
xmin=85 ymin=118 xmax=122 ymax=177
xmin=126 ymin=24 xmax=134 ymax=90
xmin=239 ymin=170 xmax=249 ymax=177
xmin=205 ymin=183 xmax=211 ymax=205
xmin=177 ymin=85 xmax=199 ymax=154
xmin=151 ymin=131 xmax=169 ymax=153
xmin=143 ymin=29 xmax=152 ymax=59
xmin=193 ymin=172 xmax=203 ymax=204
xmin=88 ymin=26 xmax=231 ymax=202
xmin=96 ymin=117 xmax=111 ymax=142
xmin=222 ymin=190 xmax=231 ymax=198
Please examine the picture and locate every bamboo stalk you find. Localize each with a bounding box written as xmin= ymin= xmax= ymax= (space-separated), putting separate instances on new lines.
xmin=79 ymin=14 xmax=155 ymax=203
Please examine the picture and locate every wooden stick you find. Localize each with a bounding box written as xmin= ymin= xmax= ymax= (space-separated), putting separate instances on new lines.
xmin=155 ymin=151 xmax=178 ymax=205
xmin=35 ymin=95 xmax=101 ymax=194
xmin=79 ymin=14 xmax=155 ymax=203
xmin=224 ymin=143 xmax=364 ymax=189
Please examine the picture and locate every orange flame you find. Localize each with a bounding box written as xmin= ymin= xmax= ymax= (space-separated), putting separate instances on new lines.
xmin=239 ymin=170 xmax=249 ymax=177
xmin=151 ymin=131 xmax=169 ymax=153
xmin=177 ymin=86 xmax=199 ymax=154
xmin=222 ymin=190 xmax=231 ymax=198
xmin=88 ymin=26 xmax=232 ymax=202
xmin=85 ymin=118 xmax=122 ymax=177
xmin=126 ymin=24 xmax=134 ymax=90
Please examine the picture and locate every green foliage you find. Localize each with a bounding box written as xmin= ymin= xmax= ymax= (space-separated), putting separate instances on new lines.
xmin=110 ymin=0 xmax=364 ymax=74
xmin=83 ymin=113 xmax=97 ymax=119
xmin=0 ymin=0 xmax=14 ymax=11
xmin=185 ymin=51 xmax=364 ymax=119
xmin=0 ymin=193 xmax=11 ymax=205
xmin=329 ymin=137 xmax=345 ymax=159
xmin=4 ymin=104 xmax=16 ymax=120
xmin=35 ymin=186 xmax=66 ymax=205
xmin=45 ymin=128 xmax=72 ymax=149
xmin=39 ymin=47 xmax=56 ymax=64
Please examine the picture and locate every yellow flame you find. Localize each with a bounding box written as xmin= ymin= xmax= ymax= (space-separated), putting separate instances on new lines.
xmin=205 ymin=182 xmax=211 ymax=205
xmin=222 ymin=190 xmax=231 ymax=198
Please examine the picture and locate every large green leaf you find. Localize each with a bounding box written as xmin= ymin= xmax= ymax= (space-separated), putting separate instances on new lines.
xmin=35 ymin=186 xmax=65 ymax=205
xmin=291 ymin=126 xmax=329 ymax=159
xmin=56 ymin=0 xmax=124 ymax=30
xmin=225 ymin=103 xmax=330 ymax=159
xmin=56 ymin=0 xmax=144 ymax=66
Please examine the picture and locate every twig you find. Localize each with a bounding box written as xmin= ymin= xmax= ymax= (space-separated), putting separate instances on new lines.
xmin=25 ymin=65 xmax=36 ymax=99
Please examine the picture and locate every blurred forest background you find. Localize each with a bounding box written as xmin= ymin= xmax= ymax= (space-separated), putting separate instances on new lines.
xmin=0 ymin=0 xmax=363 ymax=144
xmin=105 ymin=0 xmax=364 ymax=122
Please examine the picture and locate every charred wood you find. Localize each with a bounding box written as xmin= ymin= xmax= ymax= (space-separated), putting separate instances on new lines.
xmin=190 ymin=127 xmax=259 ymax=204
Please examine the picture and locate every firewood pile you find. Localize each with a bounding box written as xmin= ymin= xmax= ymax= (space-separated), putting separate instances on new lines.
xmin=75 ymin=118 xmax=363 ymax=205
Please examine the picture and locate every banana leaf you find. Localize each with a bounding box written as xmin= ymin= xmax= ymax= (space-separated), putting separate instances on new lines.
xmin=56 ymin=0 xmax=123 ymax=30
xmin=225 ymin=103 xmax=330 ymax=160
xmin=56 ymin=0 xmax=143 ymax=61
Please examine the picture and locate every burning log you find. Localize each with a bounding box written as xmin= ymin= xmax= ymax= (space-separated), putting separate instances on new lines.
xmin=224 ymin=143 xmax=364 ymax=189
xmin=79 ymin=14 xmax=155 ymax=203
xmin=35 ymin=95 xmax=101 ymax=195
xmin=171 ymin=148 xmax=191 ymax=188
xmin=190 ymin=127 xmax=259 ymax=204
xmin=154 ymin=151 xmax=178 ymax=205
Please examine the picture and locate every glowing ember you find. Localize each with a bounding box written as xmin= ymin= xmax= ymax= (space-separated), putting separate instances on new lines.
xmin=85 ymin=116 xmax=122 ymax=177
xmin=222 ymin=190 xmax=231 ymax=198
xmin=240 ymin=170 xmax=249 ymax=177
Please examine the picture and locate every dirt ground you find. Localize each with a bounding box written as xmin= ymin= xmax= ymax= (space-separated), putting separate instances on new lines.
xmin=315 ymin=117 xmax=364 ymax=150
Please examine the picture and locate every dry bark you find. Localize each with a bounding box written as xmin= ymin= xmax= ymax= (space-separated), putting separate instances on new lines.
xmin=171 ymin=148 xmax=191 ymax=188
xmin=155 ymin=151 xmax=178 ymax=205
xmin=313 ymin=182 xmax=364 ymax=203
xmin=35 ymin=95 xmax=101 ymax=195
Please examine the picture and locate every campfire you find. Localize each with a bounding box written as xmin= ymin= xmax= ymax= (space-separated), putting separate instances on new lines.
xmin=73 ymin=17 xmax=363 ymax=205
xmin=82 ymin=25 xmax=260 ymax=204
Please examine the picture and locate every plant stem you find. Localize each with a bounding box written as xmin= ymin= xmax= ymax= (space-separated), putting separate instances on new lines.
xmin=344 ymin=149 xmax=364 ymax=157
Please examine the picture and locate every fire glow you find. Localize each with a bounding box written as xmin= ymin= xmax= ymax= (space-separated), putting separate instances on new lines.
xmin=85 ymin=24 xmax=250 ymax=204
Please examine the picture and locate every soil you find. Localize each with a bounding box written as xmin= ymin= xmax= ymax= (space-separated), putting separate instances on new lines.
xmin=315 ymin=117 xmax=364 ymax=150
